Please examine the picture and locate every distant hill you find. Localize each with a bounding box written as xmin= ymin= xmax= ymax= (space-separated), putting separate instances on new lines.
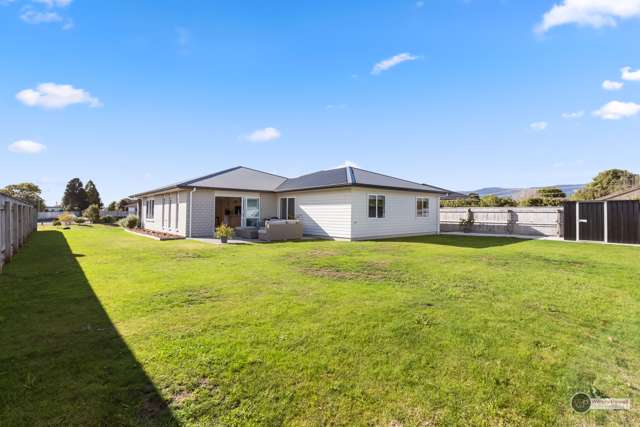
xmin=461 ymin=184 xmax=584 ymax=200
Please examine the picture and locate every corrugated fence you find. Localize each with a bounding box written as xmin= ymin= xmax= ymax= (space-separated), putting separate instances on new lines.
xmin=441 ymin=207 xmax=564 ymax=237
xmin=1 ymin=194 xmax=37 ymax=272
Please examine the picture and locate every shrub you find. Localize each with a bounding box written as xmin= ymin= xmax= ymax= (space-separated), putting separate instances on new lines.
xmin=520 ymin=197 xmax=545 ymax=207
xmin=83 ymin=204 xmax=101 ymax=223
xmin=101 ymin=215 xmax=115 ymax=224
xmin=215 ymin=224 xmax=234 ymax=239
xmin=52 ymin=219 xmax=62 ymax=226
xmin=74 ymin=217 xmax=87 ymax=224
xmin=57 ymin=212 xmax=76 ymax=225
xmin=119 ymin=214 xmax=139 ymax=229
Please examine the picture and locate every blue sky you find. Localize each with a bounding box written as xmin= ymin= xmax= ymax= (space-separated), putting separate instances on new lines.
xmin=2 ymin=0 xmax=640 ymax=205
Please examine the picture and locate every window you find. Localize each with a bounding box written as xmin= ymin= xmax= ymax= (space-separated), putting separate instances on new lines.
xmin=279 ymin=198 xmax=295 ymax=220
xmin=368 ymin=195 xmax=385 ymax=218
xmin=416 ymin=197 xmax=430 ymax=217
xmin=145 ymin=200 xmax=155 ymax=219
xmin=175 ymin=193 xmax=179 ymax=230
xmin=245 ymin=198 xmax=260 ymax=227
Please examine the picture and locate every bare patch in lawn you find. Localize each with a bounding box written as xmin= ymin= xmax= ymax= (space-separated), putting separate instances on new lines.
xmin=300 ymin=259 xmax=410 ymax=283
xmin=152 ymin=288 xmax=221 ymax=308
xmin=173 ymin=252 xmax=207 ymax=261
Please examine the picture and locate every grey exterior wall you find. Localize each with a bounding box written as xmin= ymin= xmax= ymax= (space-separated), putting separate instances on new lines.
xmin=190 ymin=189 xmax=215 ymax=237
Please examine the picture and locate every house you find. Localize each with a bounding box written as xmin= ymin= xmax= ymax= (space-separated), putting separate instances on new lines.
xmin=130 ymin=166 xmax=446 ymax=240
xmin=598 ymin=185 xmax=640 ymax=201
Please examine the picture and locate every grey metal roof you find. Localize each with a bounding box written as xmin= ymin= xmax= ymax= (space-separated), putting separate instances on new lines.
xmin=275 ymin=167 xmax=446 ymax=193
xmin=274 ymin=168 xmax=349 ymax=192
xmin=131 ymin=165 xmax=446 ymax=197
xmin=130 ymin=166 xmax=287 ymax=197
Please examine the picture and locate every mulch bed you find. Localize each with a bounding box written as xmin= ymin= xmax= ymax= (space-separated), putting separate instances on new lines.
xmin=128 ymin=228 xmax=185 ymax=241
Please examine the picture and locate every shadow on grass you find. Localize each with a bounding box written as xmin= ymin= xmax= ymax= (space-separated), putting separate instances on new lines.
xmin=379 ymin=234 xmax=526 ymax=249
xmin=0 ymin=230 xmax=177 ymax=426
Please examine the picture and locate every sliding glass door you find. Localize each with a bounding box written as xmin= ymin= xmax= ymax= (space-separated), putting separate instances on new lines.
xmin=244 ymin=198 xmax=260 ymax=227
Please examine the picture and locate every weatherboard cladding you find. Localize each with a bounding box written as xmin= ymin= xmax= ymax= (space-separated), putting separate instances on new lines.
xmin=131 ymin=166 xmax=446 ymax=197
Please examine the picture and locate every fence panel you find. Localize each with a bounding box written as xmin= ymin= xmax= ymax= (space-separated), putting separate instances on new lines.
xmin=37 ymin=210 xmax=129 ymax=221
xmin=0 ymin=194 xmax=37 ymax=272
xmin=441 ymin=207 xmax=563 ymax=237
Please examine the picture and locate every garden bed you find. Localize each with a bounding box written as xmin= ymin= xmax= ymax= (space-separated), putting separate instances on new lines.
xmin=123 ymin=227 xmax=185 ymax=241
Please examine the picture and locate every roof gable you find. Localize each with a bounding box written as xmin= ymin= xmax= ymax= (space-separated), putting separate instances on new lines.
xmin=184 ymin=166 xmax=287 ymax=191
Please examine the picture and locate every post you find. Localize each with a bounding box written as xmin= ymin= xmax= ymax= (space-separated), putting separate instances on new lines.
xmin=604 ymin=201 xmax=608 ymax=243
xmin=576 ymin=202 xmax=580 ymax=241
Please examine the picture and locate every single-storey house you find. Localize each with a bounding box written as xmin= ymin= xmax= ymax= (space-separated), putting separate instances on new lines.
xmin=130 ymin=166 xmax=447 ymax=240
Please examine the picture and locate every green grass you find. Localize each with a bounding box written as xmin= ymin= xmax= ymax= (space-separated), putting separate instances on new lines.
xmin=2 ymin=225 xmax=640 ymax=426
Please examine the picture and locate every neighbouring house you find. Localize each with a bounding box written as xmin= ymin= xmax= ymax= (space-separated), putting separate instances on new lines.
xmin=130 ymin=166 xmax=447 ymax=240
xmin=598 ymin=185 xmax=640 ymax=201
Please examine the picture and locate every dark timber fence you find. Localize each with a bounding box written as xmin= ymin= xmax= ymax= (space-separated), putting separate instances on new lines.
xmin=563 ymin=200 xmax=640 ymax=244
xmin=0 ymin=194 xmax=38 ymax=272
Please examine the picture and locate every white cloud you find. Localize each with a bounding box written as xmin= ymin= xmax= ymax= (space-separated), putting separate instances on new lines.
xmin=529 ymin=121 xmax=548 ymax=131
xmin=335 ymin=160 xmax=360 ymax=169
xmin=621 ymin=66 xmax=640 ymax=81
xmin=244 ymin=127 xmax=281 ymax=143
xmin=16 ymin=83 xmax=102 ymax=109
xmin=325 ymin=104 xmax=347 ymax=110
xmin=19 ymin=0 xmax=73 ymax=29
xmin=535 ymin=0 xmax=640 ymax=33
xmin=8 ymin=140 xmax=46 ymax=154
xmin=602 ymin=80 xmax=624 ymax=90
xmin=371 ymin=52 xmax=418 ymax=75
xmin=32 ymin=0 xmax=72 ymax=7
xmin=20 ymin=9 xmax=62 ymax=24
xmin=593 ymin=100 xmax=640 ymax=119
xmin=561 ymin=111 xmax=584 ymax=119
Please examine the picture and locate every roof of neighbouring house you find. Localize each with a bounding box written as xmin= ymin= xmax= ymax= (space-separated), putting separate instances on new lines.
xmin=597 ymin=185 xmax=640 ymax=201
xmin=130 ymin=166 xmax=447 ymax=197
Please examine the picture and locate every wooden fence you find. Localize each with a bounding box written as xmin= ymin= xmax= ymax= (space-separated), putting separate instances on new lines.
xmin=441 ymin=207 xmax=564 ymax=237
xmin=37 ymin=210 xmax=130 ymax=221
xmin=1 ymin=194 xmax=37 ymax=272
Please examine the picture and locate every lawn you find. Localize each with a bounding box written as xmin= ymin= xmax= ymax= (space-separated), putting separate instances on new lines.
xmin=1 ymin=225 xmax=639 ymax=426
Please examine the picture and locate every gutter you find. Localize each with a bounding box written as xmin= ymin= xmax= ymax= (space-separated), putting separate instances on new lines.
xmin=189 ymin=187 xmax=197 ymax=237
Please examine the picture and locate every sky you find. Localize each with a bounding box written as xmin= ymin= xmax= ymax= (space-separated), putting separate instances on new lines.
xmin=1 ymin=0 xmax=640 ymax=205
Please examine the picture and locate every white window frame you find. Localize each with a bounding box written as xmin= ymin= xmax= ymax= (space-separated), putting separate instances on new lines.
xmin=368 ymin=194 xmax=385 ymax=219
xmin=145 ymin=199 xmax=155 ymax=220
xmin=416 ymin=197 xmax=430 ymax=217
xmin=244 ymin=197 xmax=261 ymax=227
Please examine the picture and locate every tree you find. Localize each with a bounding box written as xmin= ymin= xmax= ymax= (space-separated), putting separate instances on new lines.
xmin=0 ymin=182 xmax=46 ymax=211
xmin=62 ymin=178 xmax=89 ymax=211
xmin=573 ymin=169 xmax=638 ymax=200
xmin=85 ymin=180 xmax=102 ymax=208
xmin=117 ymin=198 xmax=131 ymax=211
xmin=107 ymin=201 xmax=117 ymax=211
xmin=537 ymin=187 xmax=566 ymax=199
xmin=83 ymin=204 xmax=101 ymax=223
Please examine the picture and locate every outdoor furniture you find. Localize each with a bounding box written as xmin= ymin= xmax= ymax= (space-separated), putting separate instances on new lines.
xmin=234 ymin=226 xmax=259 ymax=239
xmin=258 ymin=220 xmax=303 ymax=242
